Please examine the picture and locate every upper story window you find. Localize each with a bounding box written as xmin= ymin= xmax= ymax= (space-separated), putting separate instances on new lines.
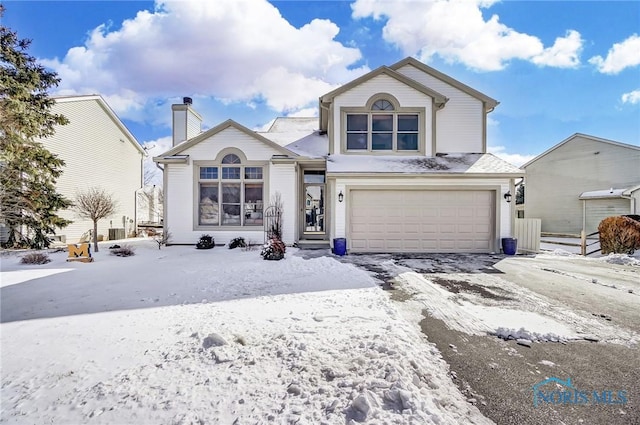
xmin=345 ymin=97 xmax=419 ymax=152
xmin=197 ymin=152 xmax=264 ymax=227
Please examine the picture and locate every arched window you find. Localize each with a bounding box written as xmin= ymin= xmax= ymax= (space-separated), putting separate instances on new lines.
xmin=372 ymin=99 xmax=394 ymax=111
xmin=197 ymin=151 xmax=264 ymax=227
xmin=222 ymin=154 xmax=241 ymax=164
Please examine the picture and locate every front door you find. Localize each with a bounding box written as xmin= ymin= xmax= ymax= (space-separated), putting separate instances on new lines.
xmin=302 ymin=170 xmax=325 ymax=235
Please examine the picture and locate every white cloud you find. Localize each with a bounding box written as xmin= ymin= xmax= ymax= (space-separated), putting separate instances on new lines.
xmin=142 ymin=136 xmax=173 ymax=186
xmin=488 ymin=145 xmax=535 ymax=167
xmin=532 ymin=30 xmax=582 ymax=68
xmin=589 ymin=34 xmax=640 ymax=74
xmin=351 ymin=0 xmax=583 ymax=71
xmin=621 ymin=90 xmax=640 ymax=105
xmin=43 ymin=0 xmax=367 ymax=124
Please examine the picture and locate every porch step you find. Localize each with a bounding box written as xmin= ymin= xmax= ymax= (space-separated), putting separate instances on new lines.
xmin=295 ymin=240 xmax=331 ymax=250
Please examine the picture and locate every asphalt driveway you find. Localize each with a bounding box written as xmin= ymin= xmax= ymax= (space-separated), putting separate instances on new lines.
xmin=335 ymin=251 xmax=640 ymax=425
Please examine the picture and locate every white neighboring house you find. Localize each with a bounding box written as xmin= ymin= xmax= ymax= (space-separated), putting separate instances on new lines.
xmin=40 ymin=95 xmax=146 ymax=243
xmin=522 ymin=133 xmax=640 ymax=234
xmin=154 ymin=57 xmax=523 ymax=253
xmin=137 ymin=185 xmax=164 ymax=227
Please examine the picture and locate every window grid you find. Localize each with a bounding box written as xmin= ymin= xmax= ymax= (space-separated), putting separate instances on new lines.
xmin=199 ymin=167 xmax=218 ymax=180
xmin=198 ymin=162 xmax=264 ymax=227
xmin=346 ymin=112 xmax=420 ymax=152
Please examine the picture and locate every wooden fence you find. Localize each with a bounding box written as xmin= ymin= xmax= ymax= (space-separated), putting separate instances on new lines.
xmin=540 ymin=231 xmax=601 ymax=256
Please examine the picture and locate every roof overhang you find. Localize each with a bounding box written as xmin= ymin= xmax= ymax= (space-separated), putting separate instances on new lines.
xmin=153 ymin=154 xmax=189 ymax=164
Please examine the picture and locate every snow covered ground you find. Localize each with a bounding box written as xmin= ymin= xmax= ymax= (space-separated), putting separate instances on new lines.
xmin=0 ymin=239 xmax=490 ymax=425
xmin=378 ymin=251 xmax=640 ymax=347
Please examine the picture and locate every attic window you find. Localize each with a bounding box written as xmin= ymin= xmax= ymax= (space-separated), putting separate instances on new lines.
xmin=222 ymin=154 xmax=241 ymax=164
xmin=372 ymin=100 xmax=394 ymax=111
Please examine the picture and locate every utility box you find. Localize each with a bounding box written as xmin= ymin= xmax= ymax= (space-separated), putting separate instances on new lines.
xmin=108 ymin=228 xmax=125 ymax=241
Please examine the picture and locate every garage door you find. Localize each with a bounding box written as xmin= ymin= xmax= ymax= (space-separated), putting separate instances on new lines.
xmin=349 ymin=190 xmax=494 ymax=253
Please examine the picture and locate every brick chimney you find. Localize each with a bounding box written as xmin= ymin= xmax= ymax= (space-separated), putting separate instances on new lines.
xmin=171 ymin=96 xmax=202 ymax=146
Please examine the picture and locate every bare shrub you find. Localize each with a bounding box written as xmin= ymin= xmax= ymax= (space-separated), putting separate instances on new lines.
xmin=110 ymin=245 xmax=135 ymax=257
xmin=20 ymin=252 xmax=51 ymax=264
xmin=598 ymin=216 xmax=640 ymax=255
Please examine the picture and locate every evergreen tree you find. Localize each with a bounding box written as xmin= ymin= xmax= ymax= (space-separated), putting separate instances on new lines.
xmin=0 ymin=5 xmax=72 ymax=248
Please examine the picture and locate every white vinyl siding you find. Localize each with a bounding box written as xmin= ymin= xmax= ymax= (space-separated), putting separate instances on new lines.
xmin=269 ymin=163 xmax=297 ymax=245
xmin=584 ymin=199 xmax=631 ymax=234
xmin=42 ymin=99 xmax=144 ymax=243
xmin=524 ymin=136 xmax=640 ymax=233
xmin=164 ymin=127 xmax=297 ymax=245
xmin=396 ymin=64 xmax=484 ymax=153
xmin=331 ymin=74 xmax=433 ymax=155
xmin=187 ymin=109 xmax=201 ymax=140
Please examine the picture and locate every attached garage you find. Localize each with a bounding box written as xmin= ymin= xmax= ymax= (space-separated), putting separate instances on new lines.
xmin=349 ymin=189 xmax=495 ymax=253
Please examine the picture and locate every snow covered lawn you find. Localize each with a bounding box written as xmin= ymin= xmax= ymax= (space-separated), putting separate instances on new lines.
xmin=0 ymin=240 xmax=489 ymax=424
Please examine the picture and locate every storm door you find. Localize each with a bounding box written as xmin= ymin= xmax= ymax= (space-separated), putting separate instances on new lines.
xmin=303 ymin=170 xmax=325 ymax=235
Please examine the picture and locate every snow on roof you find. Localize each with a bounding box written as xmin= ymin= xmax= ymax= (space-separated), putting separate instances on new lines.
xmin=266 ymin=117 xmax=317 ymax=133
xmin=258 ymin=117 xmax=318 ymax=147
xmin=579 ymin=185 xmax=640 ymax=199
xmin=327 ymin=153 xmax=523 ymax=174
xmin=284 ymin=131 xmax=329 ymax=158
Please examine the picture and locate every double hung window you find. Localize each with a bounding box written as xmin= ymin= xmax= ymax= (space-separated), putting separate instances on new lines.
xmin=346 ymin=99 xmax=419 ymax=152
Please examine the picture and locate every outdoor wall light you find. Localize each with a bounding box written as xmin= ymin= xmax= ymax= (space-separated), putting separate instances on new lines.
xmin=503 ymin=191 xmax=512 ymax=203
xmin=338 ymin=190 xmax=344 ymax=203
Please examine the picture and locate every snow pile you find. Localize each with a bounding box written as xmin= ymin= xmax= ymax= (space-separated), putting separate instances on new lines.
xmin=599 ymin=253 xmax=640 ymax=266
xmin=491 ymin=327 xmax=569 ymax=343
xmin=0 ymin=240 xmax=490 ymax=425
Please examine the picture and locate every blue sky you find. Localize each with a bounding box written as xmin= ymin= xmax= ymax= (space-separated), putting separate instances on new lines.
xmin=3 ymin=0 xmax=639 ymax=166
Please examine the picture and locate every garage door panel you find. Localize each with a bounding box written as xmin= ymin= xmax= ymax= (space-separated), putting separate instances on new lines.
xmin=349 ymin=190 xmax=494 ymax=253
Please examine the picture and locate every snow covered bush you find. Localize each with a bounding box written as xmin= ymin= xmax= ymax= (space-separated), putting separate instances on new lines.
xmin=598 ymin=216 xmax=640 ymax=255
xmin=196 ymin=234 xmax=215 ymax=250
xmin=20 ymin=252 xmax=51 ymax=264
xmin=110 ymin=245 xmax=135 ymax=257
xmin=260 ymin=237 xmax=286 ymax=260
xmin=228 ymin=237 xmax=247 ymax=249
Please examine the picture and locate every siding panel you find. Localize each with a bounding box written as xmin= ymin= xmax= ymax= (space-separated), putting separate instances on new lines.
xmin=396 ymin=65 xmax=484 ymax=153
xmin=524 ymin=136 xmax=640 ymax=233
xmin=331 ymin=74 xmax=433 ymax=155
xmin=42 ymin=99 xmax=143 ymax=243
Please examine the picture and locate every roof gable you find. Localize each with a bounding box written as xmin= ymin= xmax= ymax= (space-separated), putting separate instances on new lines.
xmin=522 ymin=133 xmax=640 ymax=168
xmin=320 ymin=66 xmax=448 ymax=107
xmin=390 ymin=57 xmax=499 ymax=110
xmin=53 ymin=95 xmax=146 ymax=156
xmin=157 ymin=119 xmax=298 ymax=158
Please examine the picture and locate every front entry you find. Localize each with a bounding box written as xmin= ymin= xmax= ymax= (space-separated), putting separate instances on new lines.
xmin=302 ymin=170 xmax=325 ymax=236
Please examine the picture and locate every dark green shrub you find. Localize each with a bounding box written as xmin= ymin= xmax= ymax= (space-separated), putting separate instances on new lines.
xmin=196 ymin=234 xmax=215 ymax=249
xmin=229 ymin=237 xmax=247 ymax=249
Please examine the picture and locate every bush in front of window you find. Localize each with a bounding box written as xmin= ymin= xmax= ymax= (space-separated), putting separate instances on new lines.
xmin=229 ymin=237 xmax=247 ymax=249
xmin=196 ymin=234 xmax=215 ymax=250
xmin=260 ymin=237 xmax=286 ymax=260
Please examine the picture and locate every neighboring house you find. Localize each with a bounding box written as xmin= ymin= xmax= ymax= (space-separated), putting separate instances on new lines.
xmin=154 ymin=57 xmax=523 ymax=253
xmin=137 ymin=185 xmax=163 ymax=227
xmin=41 ymin=95 xmax=146 ymax=243
xmin=522 ymin=134 xmax=640 ymax=234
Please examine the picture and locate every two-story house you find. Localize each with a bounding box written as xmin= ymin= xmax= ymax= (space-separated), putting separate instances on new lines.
xmin=154 ymin=57 xmax=523 ymax=253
